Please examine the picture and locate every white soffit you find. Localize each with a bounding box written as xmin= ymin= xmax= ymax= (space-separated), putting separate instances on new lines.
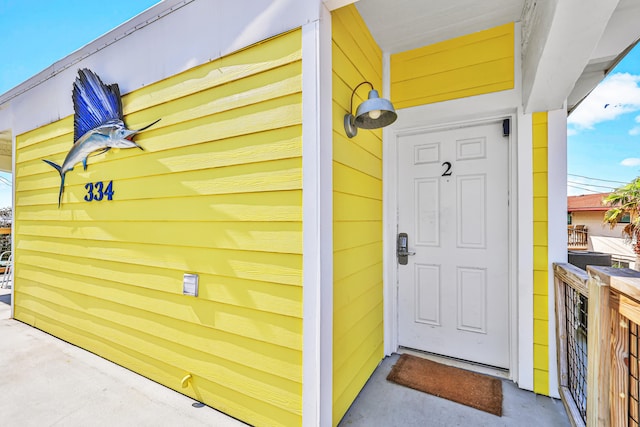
xmin=355 ymin=0 xmax=525 ymax=54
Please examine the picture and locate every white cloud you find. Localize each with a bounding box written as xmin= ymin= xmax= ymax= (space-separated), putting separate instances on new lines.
xmin=568 ymin=73 xmax=640 ymax=132
xmin=629 ymin=114 xmax=640 ymax=135
xmin=621 ymin=158 xmax=640 ymax=167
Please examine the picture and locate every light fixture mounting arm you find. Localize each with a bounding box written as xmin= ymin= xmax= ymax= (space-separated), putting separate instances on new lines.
xmin=349 ymin=81 xmax=374 ymax=118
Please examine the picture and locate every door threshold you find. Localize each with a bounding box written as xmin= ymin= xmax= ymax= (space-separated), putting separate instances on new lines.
xmin=399 ymin=347 xmax=510 ymax=380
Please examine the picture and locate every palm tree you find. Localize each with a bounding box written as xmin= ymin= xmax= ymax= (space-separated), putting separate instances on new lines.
xmin=603 ymin=178 xmax=640 ymax=262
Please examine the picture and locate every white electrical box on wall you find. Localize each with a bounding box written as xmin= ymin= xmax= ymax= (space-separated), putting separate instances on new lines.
xmin=183 ymin=273 xmax=199 ymax=297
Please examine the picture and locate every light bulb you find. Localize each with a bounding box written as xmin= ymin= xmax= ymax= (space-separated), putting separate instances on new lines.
xmin=368 ymin=109 xmax=381 ymax=119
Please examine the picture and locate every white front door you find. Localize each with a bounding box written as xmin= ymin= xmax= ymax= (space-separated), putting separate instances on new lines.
xmin=397 ymin=120 xmax=510 ymax=368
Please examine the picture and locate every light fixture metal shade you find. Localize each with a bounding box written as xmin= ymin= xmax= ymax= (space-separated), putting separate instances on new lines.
xmin=354 ymin=89 xmax=397 ymax=129
xmin=343 ymin=83 xmax=397 ymax=138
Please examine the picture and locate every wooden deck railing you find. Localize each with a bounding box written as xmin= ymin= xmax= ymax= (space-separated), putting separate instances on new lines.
xmin=554 ymin=263 xmax=640 ymax=426
xmin=555 ymin=263 xmax=589 ymax=426
xmin=568 ymin=226 xmax=588 ymax=249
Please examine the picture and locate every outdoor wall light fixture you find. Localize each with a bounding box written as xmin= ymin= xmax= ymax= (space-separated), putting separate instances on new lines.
xmin=344 ymin=81 xmax=397 ymax=138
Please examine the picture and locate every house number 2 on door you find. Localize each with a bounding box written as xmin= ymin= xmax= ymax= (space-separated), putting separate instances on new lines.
xmin=84 ymin=181 xmax=114 ymax=202
xmin=442 ymin=161 xmax=452 ymax=176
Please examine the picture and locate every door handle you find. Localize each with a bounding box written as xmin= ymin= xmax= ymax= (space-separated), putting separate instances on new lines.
xmin=398 ymin=248 xmax=416 ymax=257
xmin=397 ymin=232 xmax=415 ymax=265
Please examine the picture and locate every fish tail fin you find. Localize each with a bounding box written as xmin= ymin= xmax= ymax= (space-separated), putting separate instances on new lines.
xmin=42 ymin=159 xmax=65 ymax=207
xmin=58 ymin=172 xmax=66 ymax=208
xmin=42 ymin=159 xmax=61 ymax=173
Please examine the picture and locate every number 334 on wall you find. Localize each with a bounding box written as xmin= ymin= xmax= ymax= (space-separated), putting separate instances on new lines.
xmin=84 ymin=181 xmax=114 ymax=202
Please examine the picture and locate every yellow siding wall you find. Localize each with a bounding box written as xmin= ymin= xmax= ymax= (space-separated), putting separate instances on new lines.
xmin=532 ymin=112 xmax=550 ymax=395
xmin=332 ymin=5 xmax=384 ymax=425
xmin=390 ymin=23 xmax=514 ymax=109
xmin=14 ymin=30 xmax=303 ymax=427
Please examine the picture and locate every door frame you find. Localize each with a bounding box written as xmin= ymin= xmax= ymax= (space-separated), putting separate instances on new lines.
xmin=383 ymin=112 xmax=519 ymax=380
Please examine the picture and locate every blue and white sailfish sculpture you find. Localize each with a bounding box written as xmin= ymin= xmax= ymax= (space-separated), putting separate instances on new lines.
xmin=43 ymin=68 xmax=159 ymax=207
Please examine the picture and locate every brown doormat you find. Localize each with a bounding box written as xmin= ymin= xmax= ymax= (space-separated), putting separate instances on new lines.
xmin=386 ymin=354 xmax=503 ymax=416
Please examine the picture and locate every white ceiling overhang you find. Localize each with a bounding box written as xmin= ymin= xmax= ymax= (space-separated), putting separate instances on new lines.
xmin=327 ymin=0 xmax=640 ymax=114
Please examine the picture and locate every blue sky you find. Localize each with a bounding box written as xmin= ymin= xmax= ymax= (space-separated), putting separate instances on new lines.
xmin=568 ymin=45 xmax=640 ymax=196
xmin=0 ymin=0 xmax=161 ymax=208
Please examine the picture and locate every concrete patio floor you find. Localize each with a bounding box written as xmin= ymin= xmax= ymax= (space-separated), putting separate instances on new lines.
xmin=339 ymin=353 xmax=571 ymax=426
xmin=1 ymin=288 xmax=570 ymax=426
xmin=0 ymin=288 xmax=246 ymax=427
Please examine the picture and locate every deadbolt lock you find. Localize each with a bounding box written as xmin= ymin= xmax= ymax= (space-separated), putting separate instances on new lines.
xmin=397 ymin=232 xmax=416 ymax=265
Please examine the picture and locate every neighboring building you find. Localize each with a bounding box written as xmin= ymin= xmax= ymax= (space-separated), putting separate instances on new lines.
xmin=1 ymin=1 xmax=639 ymax=425
xmin=568 ymin=193 xmax=636 ymax=267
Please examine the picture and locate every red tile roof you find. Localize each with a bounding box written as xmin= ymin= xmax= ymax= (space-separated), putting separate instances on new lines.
xmin=567 ymin=193 xmax=610 ymax=212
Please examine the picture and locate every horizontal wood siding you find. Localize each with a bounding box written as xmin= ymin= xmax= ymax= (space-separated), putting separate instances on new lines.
xmin=14 ymin=29 xmax=303 ymax=427
xmin=332 ymin=5 xmax=384 ymax=425
xmin=390 ymin=23 xmax=514 ymax=109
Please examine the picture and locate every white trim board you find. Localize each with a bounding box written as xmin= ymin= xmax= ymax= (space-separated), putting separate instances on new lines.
xmin=516 ymin=110 xmax=534 ymax=391
xmin=546 ymin=107 xmax=568 ymax=399
xmin=10 ymin=128 xmax=15 ymax=320
xmin=382 ymin=52 xmax=396 ymax=356
xmin=301 ymin=6 xmax=333 ymax=426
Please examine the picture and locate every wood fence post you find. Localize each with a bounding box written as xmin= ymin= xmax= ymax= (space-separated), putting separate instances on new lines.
xmin=587 ymin=273 xmax=611 ymax=426
xmin=555 ymin=272 xmax=568 ymax=390
xmin=609 ymin=296 xmax=629 ymax=427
